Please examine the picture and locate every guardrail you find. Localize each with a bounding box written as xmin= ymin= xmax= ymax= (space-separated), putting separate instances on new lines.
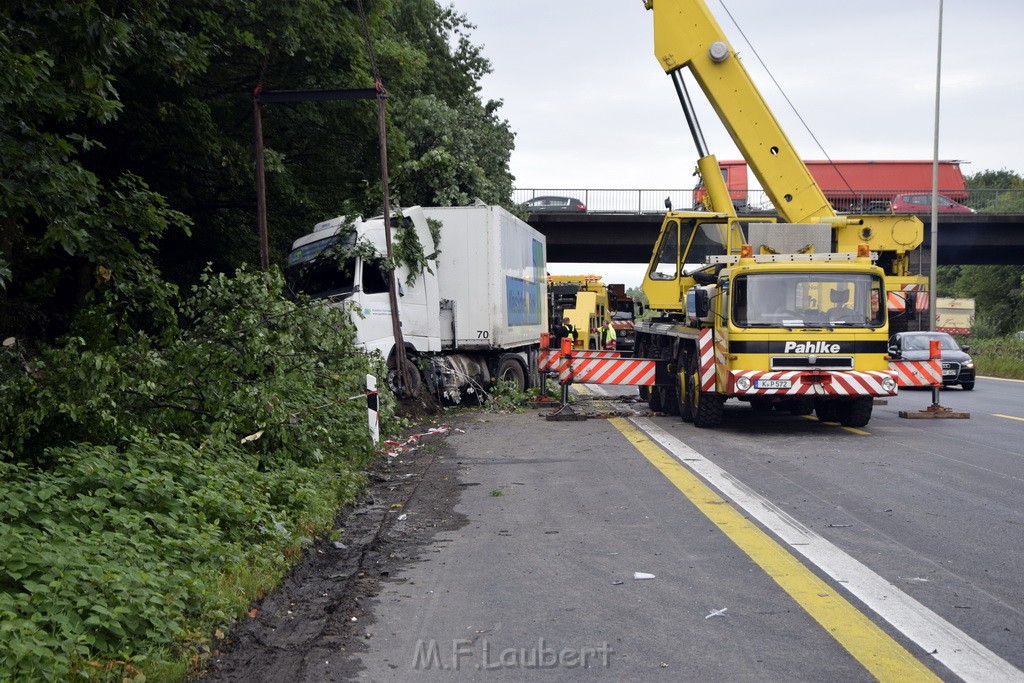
xmin=513 ymin=188 xmax=1024 ymax=214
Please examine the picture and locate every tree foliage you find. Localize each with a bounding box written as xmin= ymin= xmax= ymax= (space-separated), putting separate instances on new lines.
xmin=933 ymin=170 xmax=1024 ymax=335
xmin=965 ymin=168 xmax=1024 ymax=212
xmin=1 ymin=1 xmax=512 ymax=674
xmin=0 ymin=267 xmax=395 ymax=678
xmin=1 ymin=0 xmax=516 ymax=340
xmin=937 ymin=264 xmax=1024 ymax=337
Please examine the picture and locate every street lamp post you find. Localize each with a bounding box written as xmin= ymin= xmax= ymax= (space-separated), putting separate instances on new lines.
xmin=929 ymin=0 xmax=944 ymax=332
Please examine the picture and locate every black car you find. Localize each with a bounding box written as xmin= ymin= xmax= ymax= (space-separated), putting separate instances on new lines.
xmin=888 ymin=331 xmax=975 ymax=390
xmin=521 ymin=196 xmax=587 ymax=213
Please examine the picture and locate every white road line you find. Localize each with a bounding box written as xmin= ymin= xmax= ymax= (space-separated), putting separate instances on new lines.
xmin=632 ymin=417 xmax=1024 ymax=683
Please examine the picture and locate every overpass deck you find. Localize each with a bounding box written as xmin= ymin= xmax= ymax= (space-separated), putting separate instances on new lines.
xmin=528 ymin=211 xmax=1024 ymax=266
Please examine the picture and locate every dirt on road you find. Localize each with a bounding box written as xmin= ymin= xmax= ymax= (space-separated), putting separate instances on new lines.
xmin=198 ymin=416 xmax=470 ymax=682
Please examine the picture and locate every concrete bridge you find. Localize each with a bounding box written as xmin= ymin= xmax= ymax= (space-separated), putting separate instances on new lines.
xmin=527 ymin=211 xmax=1024 ymax=266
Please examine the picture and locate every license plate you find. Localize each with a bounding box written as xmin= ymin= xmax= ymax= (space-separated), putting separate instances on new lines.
xmin=942 ymin=369 xmax=956 ymax=377
xmin=755 ymin=379 xmax=792 ymax=389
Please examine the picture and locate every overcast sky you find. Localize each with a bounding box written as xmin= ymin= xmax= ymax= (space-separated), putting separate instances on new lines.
xmin=447 ymin=0 xmax=1024 ymax=287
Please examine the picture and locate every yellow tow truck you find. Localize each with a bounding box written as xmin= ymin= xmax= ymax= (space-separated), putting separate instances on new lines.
xmin=634 ymin=0 xmax=923 ymax=428
xmin=548 ymin=274 xmax=609 ymax=350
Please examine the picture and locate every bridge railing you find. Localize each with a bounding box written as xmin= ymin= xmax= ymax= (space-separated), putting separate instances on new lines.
xmin=513 ymin=188 xmax=700 ymax=214
xmin=513 ymin=188 xmax=1024 ymax=214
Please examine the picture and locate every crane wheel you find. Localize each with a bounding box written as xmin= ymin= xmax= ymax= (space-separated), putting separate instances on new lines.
xmin=686 ymin=353 xmax=724 ymax=428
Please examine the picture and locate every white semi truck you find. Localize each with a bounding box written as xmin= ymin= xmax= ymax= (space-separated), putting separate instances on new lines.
xmin=285 ymin=204 xmax=548 ymax=402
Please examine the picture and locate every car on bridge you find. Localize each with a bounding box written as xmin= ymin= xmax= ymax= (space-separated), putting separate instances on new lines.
xmin=521 ymin=196 xmax=587 ymax=213
xmin=888 ymin=331 xmax=976 ymax=390
xmin=889 ymin=193 xmax=975 ymax=214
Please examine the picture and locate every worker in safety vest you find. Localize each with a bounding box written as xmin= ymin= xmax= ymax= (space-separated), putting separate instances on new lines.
xmin=558 ymin=317 xmax=578 ymax=346
xmin=602 ymin=320 xmax=617 ymax=350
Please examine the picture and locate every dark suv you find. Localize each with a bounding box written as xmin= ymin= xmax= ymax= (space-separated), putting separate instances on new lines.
xmin=888 ymin=331 xmax=975 ymax=390
xmin=521 ymin=196 xmax=587 ymax=213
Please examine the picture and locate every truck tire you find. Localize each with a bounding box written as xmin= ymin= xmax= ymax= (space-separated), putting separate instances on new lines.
xmin=814 ymin=399 xmax=838 ymax=423
xmin=786 ymin=397 xmax=815 ymax=416
xmin=686 ymin=353 xmax=724 ymax=428
xmin=647 ymin=385 xmax=664 ymax=412
xmin=678 ymin=350 xmax=694 ymax=423
xmin=636 ymin=339 xmax=650 ymax=399
xmin=660 ymin=385 xmax=681 ymax=417
xmin=496 ymin=354 xmax=527 ymax=392
xmin=387 ymin=352 xmax=421 ymax=397
xmin=837 ymin=397 xmax=873 ymax=428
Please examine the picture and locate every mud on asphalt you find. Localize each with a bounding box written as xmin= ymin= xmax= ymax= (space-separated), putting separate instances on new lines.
xmin=197 ymin=412 xmax=470 ymax=682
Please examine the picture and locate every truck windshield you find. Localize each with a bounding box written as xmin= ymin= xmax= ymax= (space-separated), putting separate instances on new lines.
xmin=732 ymin=272 xmax=885 ymax=328
xmin=284 ymin=233 xmax=358 ymax=300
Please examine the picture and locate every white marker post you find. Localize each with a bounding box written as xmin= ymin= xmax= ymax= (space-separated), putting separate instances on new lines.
xmin=366 ymin=374 xmax=379 ymax=444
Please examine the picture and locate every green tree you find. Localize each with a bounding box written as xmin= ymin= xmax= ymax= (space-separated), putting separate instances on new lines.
xmin=965 ymin=169 xmax=1024 ymax=212
xmin=948 ymin=265 xmax=1024 ymax=336
xmin=0 ymin=2 xmax=192 ymax=338
xmin=2 ymin=0 xmax=517 ymax=341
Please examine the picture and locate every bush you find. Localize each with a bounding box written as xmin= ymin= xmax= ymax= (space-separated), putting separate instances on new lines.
xmin=0 ymin=267 xmax=396 ymax=680
xmin=962 ymin=334 xmax=1024 ymax=379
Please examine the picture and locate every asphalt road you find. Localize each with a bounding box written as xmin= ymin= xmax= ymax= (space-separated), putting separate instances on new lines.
xmin=289 ymin=377 xmax=1024 ymax=681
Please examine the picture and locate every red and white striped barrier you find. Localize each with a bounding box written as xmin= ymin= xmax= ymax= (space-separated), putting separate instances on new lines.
xmin=538 ymin=334 xmax=655 ymax=387
xmin=699 ymin=328 xmax=717 ymax=392
xmin=888 ymin=359 xmax=943 ymax=387
xmin=538 ymin=348 xmax=561 ymax=372
xmin=728 ymin=370 xmax=900 ymax=397
xmin=887 ymin=284 xmax=929 ymax=313
xmin=558 ymin=356 xmax=657 ymax=386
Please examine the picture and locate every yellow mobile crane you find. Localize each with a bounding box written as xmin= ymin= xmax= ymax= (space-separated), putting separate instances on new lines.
xmin=634 ymin=0 xmax=922 ymax=427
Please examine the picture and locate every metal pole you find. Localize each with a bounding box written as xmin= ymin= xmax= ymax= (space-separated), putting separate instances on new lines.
xmin=929 ymin=0 xmax=943 ymax=332
xmin=671 ymin=71 xmax=709 ymax=158
xmin=252 ymin=93 xmax=270 ymax=270
xmin=376 ymin=90 xmax=412 ymax=396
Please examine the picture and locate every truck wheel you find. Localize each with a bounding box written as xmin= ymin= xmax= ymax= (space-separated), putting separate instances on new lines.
xmin=837 ymin=397 xmax=873 ymax=428
xmin=636 ymin=340 xmax=650 ymax=399
xmin=814 ymin=399 xmax=839 ymax=423
xmin=687 ymin=354 xmax=724 ymax=428
xmin=661 ymin=385 xmax=681 ymax=416
xmin=786 ymin=397 xmax=815 ymax=416
xmin=496 ymin=354 xmax=527 ymax=392
xmin=678 ymin=351 xmax=694 ymax=423
xmin=647 ymin=384 xmax=664 ymax=412
xmin=387 ymin=353 xmax=421 ymax=397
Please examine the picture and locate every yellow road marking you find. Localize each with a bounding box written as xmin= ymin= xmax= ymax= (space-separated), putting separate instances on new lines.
xmin=801 ymin=415 xmax=870 ymax=435
xmin=979 ymin=375 xmax=1024 ymax=383
xmin=994 ymin=413 xmax=1024 ymax=422
xmin=609 ymin=417 xmax=938 ymax=682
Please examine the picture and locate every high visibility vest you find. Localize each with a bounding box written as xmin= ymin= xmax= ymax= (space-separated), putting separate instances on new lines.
xmin=563 ymin=324 xmax=577 ymax=341
xmin=604 ymin=325 xmax=616 ymax=344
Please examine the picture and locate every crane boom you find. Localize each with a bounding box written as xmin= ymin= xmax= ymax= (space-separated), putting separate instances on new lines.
xmin=644 ymin=0 xmax=924 ymax=271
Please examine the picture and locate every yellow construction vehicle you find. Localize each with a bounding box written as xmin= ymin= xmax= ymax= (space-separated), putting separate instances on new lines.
xmin=548 ymin=274 xmax=612 ymax=350
xmin=634 ymin=0 xmax=919 ymax=427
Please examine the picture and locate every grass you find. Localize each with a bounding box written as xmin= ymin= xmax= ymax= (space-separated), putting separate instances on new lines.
xmin=960 ymin=334 xmax=1024 ymax=380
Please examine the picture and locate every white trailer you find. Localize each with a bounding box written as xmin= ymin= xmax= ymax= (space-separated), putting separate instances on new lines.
xmin=286 ymin=204 xmax=548 ymax=402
